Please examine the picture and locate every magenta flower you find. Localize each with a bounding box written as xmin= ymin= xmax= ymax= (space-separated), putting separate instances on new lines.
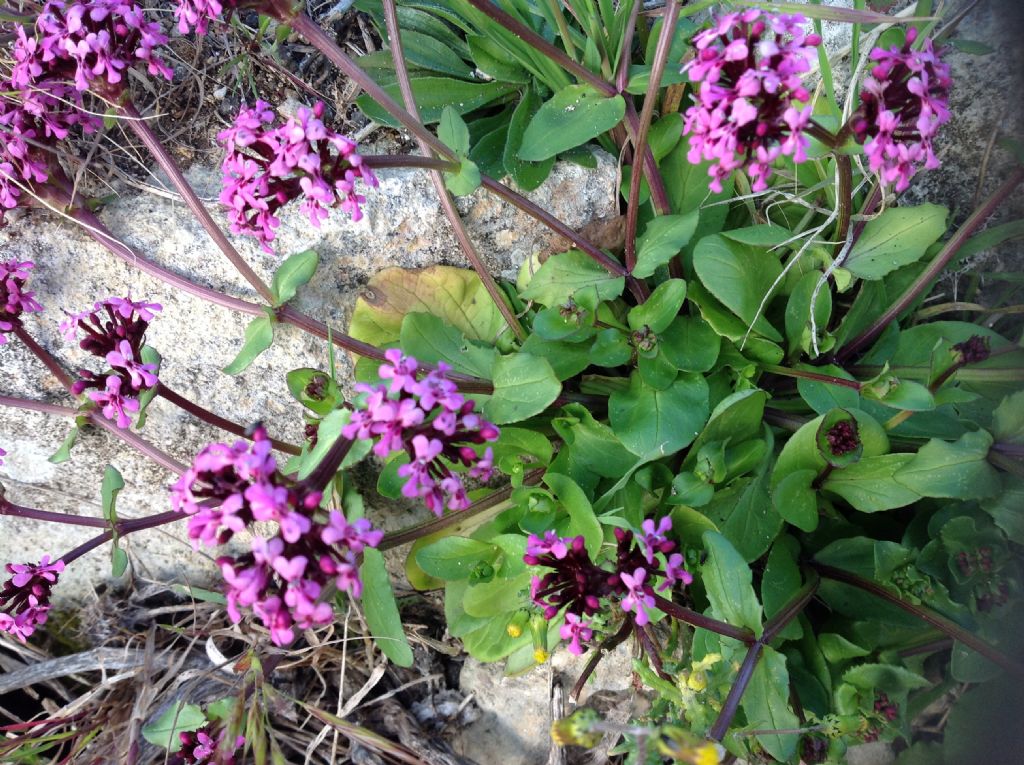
xmin=174 ymin=0 xmax=228 ymax=36
xmin=851 ymin=29 xmax=951 ymax=192
xmin=16 ymin=0 xmax=173 ymax=98
xmin=559 ymin=612 xmax=594 ymax=656
xmin=525 ymin=518 xmax=690 ymax=655
xmin=172 ymin=428 xmax=383 ymax=646
xmin=619 ymin=568 xmax=656 ymax=626
xmin=0 ymin=260 xmax=44 ymax=344
xmin=658 ymin=553 xmax=694 ymax=592
xmin=0 ymin=447 xmax=6 ymax=467
xmin=65 ymin=296 xmax=161 ymax=429
xmin=87 ymin=375 xmax=141 ymax=428
xmin=174 ymin=723 xmax=244 ymax=765
xmin=638 ymin=516 xmax=674 ymax=565
xmin=344 ymin=353 xmax=499 ymax=517
xmin=0 ymin=555 xmax=64 ymax=643
xmin=217 ymin=100 xmax=378 ymax=252
xmin=681 ymin=9 xmax=820 ymax=192
xmin=526 ymin=530 xmax=569 ymax=560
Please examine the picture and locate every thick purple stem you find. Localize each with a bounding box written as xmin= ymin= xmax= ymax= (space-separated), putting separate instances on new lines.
xmin=838 ymin=166 xmax=1024 ymax=362
xmin=118 ymin=100 xmax=275 ymax=305
xmin=381 ymin=0 xmax=526 ymax=342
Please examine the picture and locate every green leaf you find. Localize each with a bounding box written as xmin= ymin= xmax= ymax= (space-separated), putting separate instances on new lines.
xmin=385 ymin=28 xmax=474 ymax=78
xmin=841 ymin=663 xmax=929 ymax=693
xmin=444 ymin=157 xmax=482 ymax=196
xmin=504 ymin=85 xmax=555 ymax=191
xmin=658 ymin=314 xmax=721 ymax=374
xmin=948 ymin=38 xmax=994 ymax=55
xmin=713 ymin=470 xmax=783 ymax=563
xmin=609 ymin=372 xmax=709 ymax=459
xmin=286 ymin=368 xmax=341 ymax=416
xmin=467 ymin=34 xmax=531 ymax=83
xmin=550 ymin=403 xmax=637 ymax=480
xmin=992 ymin=390 xmax=1024 ymax=445
xmin=349 ymin=265 xmax=511 ymax=351
xmin=520 ymin=334 xmax=591 ymax=380
xmin=101 ymin=466 xmax=124 ymax=524
xmin=894 ymin=430 xmax=1001 ymax=499
xmin=520 ymin=250 xmax=625 ymax=307
xmin=844 ymin=204 xmax=948 ymax=280
xmin=356 ymin=77 xmax=517 ymax=126
xmin=627 ymin=279 xmax=686 ymax=333
xmin=633 ymin=213 xmax=698 ymax=278
xmin=295 ymin=409 xmax=372 ymax=480
xmin=483 ymin=353 xmax=561 ymax=424
xmin=785 ymin=270 xmax=833 ymax=356
xmin=223 ymin=315 xmax=274 ymax=375
xmin=142 ymin=702 xmax=206 ymax=752
xmin=270 ymin=249 xmax=318 ymax=307
xmin=818 ymin=633 xmax=870 ymax=663
xmin=545 ymin=473 xmax=602 ymax=558
xmin=463 ymin=573 xmax=531 ymax=617
xmin=742 ymin=648 xmax=800 ymax=761
xmin=822 ymin=454 xmax=922 ymax=512
xmin=693 ymin=234 xmax=784 ymax=341
xmin=761 ymin=538 xmax=804 ymax=641
xmin=701 ymin=531 xmax=763 ymax=636
xmin=518 ymin=85 xmax=626 ymax=161
xmin=400 ymin=312 xmax=497 ymax=378
xmin=438 ymin=105 xmax=471 ymax=156
xmin=359 ymin=548 xmax=414 ymax=666
xmin=49 ymin=426 xmax=79 ymax=464
xmin=416 ymin=537 xmax=500 ymax=580
xmin=588 ymin=328 xmax=632 ymax=368
xmin=772 ymin=469 xmax=819 ymax=532
xmin=135 ymin=346 xmax=162 ymax=428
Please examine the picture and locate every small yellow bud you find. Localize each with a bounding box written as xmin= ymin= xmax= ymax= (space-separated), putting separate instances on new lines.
xmin=533 ymin=647 xmax=550 ymax=664
xmin=507 ymin=623 xmax=523 ymax=638
xmin=551 ymin=709 xmax=602 ymax=748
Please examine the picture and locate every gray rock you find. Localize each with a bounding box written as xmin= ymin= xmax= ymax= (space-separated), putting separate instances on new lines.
xmin=456 ymin=643 xmax=637 ymax=765
xmin=0 ymin=155 xmax=617 ymax=604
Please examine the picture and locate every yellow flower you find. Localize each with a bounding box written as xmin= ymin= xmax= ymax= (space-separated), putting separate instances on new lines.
xmin=684 ymin=653 xmax=722 ymax=692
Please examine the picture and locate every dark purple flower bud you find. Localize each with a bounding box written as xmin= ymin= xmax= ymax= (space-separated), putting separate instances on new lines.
xmin=0 ymin=555 xmax=64 ymax=642
xmin=825 ymin=419 xmax=860 ymax=456
xmin=953 ymin=335 xmax=990 ymax=365
xmin=0 ymin=260 xmax=43 ymax=343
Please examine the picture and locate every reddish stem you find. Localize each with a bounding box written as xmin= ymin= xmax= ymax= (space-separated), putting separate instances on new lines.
xmin=157 ymin=383 xmax=301 ymax=455
xmin=118 ymin=100 xmax=275 ymax=305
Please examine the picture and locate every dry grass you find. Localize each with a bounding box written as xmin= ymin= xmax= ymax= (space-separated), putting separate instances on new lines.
xmin=0 ymin=581 xmax=478 ymax=764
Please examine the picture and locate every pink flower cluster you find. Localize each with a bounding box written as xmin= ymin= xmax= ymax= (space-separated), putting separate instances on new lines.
xmin=63 ymin=296 xmax=162 ymax=428
xmin=0 ymin=556 xmax=65 ymax=642
xmin=851 ymin=29 xmax=951 ymax=192
xmin=174 ymin=726 xmax=244 ymax=765
xmin=171 ymin=428 xmax=383 ymax=646
xmin=174 ymin=0 xmax=228 ymax=36
xmin=525 ymin=518 xmax=692 ymax=656
xmin=0 ymin=260 xmax=44 ymax=344
xmin=13 ymin=0 xmax=172 ymax=97
xmin=0 ymin=93 xmax=58 ymax=222
xmin=217 ymin=100 xmax=378 ymax=252
xmin=681 ymin=10 xmax=820 ymax=192
xmin=344 ymin=350 xmax=499 ymax=516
